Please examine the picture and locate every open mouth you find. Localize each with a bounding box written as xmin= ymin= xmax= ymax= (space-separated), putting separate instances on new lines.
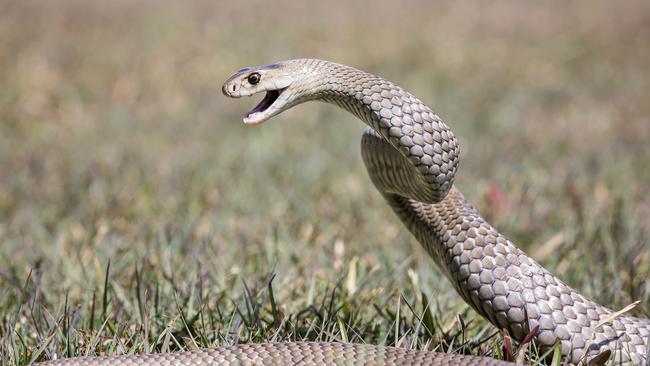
xmin=244 ymin=89 xmax=283 ymax=124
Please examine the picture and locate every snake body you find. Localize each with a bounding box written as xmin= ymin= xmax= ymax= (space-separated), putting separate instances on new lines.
xmin=39 ymin=342 xmax=511 ymax=365
xmin=41 ymin=59 xmax=649 ymax=365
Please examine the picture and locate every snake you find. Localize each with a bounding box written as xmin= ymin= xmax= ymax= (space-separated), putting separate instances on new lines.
xmin=40 ymin=59 xmax=649 ymax=365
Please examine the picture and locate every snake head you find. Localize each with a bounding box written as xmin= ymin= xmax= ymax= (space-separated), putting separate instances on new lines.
xmin=222 ymin=62 xmax=295 ymax=125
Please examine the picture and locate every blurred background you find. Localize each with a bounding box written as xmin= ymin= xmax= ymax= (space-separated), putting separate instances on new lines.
xmin=1 ymin=0 xmax=649 ymax=363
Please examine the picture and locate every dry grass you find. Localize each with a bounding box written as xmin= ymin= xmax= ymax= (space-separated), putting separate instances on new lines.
xmin=1 ymin=1 xmax=649 ymax=364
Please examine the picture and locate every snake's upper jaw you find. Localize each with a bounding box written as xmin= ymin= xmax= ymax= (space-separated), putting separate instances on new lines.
xmin=243 ymin=87 xmax=287 ymax=125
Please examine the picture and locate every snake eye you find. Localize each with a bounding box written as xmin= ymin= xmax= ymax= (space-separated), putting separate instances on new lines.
xmin=247 ymin=72 xmax=261 ymax=85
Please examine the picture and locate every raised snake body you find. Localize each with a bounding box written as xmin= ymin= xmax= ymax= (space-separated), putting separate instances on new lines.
xmin=41 ymin=59 xmax=649 ymax=365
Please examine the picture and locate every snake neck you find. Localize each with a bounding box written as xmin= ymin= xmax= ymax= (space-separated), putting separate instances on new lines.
xmin=287 ymin=59 xmax=461 ymax=203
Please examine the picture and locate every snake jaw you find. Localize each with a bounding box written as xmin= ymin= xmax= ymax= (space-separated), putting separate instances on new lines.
xmin=243 ymin=88 xmax=286 ymax=125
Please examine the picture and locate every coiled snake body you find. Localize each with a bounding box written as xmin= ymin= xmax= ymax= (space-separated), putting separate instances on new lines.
xmin=42 ymin=59 xmax=648 ymax=365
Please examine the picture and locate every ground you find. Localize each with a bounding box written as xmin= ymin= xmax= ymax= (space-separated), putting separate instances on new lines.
xmin=1 ymin=1 xmax=649 ymax=364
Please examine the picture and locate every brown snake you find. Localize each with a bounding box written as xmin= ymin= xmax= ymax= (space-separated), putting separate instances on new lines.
xmin=40 ymin=59 xmax=649 ymax=365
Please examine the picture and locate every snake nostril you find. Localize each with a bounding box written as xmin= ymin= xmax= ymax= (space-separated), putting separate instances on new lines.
xmin=231 ymin=84 xmax=236 ymax=92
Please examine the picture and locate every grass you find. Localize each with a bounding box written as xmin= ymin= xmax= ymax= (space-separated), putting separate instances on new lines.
xmin=1 ymin=1 xmax=649 ymax=364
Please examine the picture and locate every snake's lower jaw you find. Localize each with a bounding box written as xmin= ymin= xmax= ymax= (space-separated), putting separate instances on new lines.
xmin=242 ymin=89 xmax=286 ymax=125
xmin=243 ymin=112 xmax=270 ymax=125
xmin=244 ymin=108 xmax=281 ymax=125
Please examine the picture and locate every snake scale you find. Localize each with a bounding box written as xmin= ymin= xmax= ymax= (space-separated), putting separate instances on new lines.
xmin=41 ymin=59 xmax=649 ymax=365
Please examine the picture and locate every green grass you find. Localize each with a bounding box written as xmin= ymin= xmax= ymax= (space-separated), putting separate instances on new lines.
xmin=1 ymin=1 xmax=649 ymax=364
